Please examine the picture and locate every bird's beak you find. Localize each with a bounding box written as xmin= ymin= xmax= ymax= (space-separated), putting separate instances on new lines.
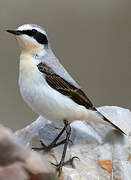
xmin=6 ymin=30 xmax=22 ymax=35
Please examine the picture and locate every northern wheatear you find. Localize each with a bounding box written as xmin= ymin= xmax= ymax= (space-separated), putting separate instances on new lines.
xmin=7 ymin=24 xmax=125 ymax=172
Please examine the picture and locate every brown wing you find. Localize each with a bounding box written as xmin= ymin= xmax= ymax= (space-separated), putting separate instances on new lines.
xmin=37 ymin=62 xmax=94 ymax=109
xmin=37 ymin=62 xmax=125 ymax=134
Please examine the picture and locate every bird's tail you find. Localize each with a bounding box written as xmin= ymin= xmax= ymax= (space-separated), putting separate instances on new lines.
xmin=88 ymin=107 xmax=126 ymax=135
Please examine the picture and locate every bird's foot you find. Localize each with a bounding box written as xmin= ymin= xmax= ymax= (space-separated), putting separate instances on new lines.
xmin=32 ymin=139 xmax=73 ymax=152
xmin=50 ymin=156 xmax=80 ymax=172
xmin=32 ymin=140 xmax=54 ymax=152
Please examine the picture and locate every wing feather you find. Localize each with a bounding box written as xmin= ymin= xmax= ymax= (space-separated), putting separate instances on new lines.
xmin=37 ymin=62 xmax=93 ymax=108
xmin=37 ymin=62 xmax=125 ymax=134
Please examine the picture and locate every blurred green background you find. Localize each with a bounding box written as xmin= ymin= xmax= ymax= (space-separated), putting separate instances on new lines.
xmin=0 ymin=0 xmax=131 ymax=130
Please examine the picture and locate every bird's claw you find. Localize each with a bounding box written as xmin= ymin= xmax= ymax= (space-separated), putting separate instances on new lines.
xmin=37 ymin=138 xmax=73 ymax=152
xmin=50 ymin=162 xmax=63 ymax=171
xmin=50 ymin=156 xmax=80 ymax=171
xmin=32 ymin=140 xmax=51 ymax=152
xmin=39 ymin=140 xmax=50 ymax=152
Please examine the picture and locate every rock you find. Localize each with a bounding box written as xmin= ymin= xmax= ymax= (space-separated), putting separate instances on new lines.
xmin=0 ymin=125 xmax=56 ymax=180
xmin=14 ymin=106 xmax=131 ymax=180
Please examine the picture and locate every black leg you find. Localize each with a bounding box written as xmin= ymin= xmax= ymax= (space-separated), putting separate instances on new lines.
xmin=32 ymin=123 xmax=66 ymax=152
xmin=51 ymin=120 xmax=71 ymax=173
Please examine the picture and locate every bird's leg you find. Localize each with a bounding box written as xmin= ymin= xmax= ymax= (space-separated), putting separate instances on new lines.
xmin=32 ymin=123 xmax=67 ymax=152
xmin=51 ymin=120 xmax=72 ymax=173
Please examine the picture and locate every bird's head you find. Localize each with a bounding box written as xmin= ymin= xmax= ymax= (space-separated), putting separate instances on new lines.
xmin=7 ymin=24 xmax=49 ymax=55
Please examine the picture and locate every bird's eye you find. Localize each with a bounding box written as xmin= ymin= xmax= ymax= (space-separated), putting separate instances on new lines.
xmin=32 ymin=29 xmax=37 ymax=34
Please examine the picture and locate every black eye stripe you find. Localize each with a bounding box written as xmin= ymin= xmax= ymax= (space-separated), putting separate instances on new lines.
xmin=34 ymin=32 xmax=48 ymax=45
xmin=32 ymin=29 xmax=37 ymax=33
xmin=20 ymin=29 xmax=48 ymax=45
xmin=21 ymin=30 xmax=37 ymax=36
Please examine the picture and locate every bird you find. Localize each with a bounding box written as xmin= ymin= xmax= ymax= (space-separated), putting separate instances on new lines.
xmin=7 ymin=24 xmax=125 ymax=172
